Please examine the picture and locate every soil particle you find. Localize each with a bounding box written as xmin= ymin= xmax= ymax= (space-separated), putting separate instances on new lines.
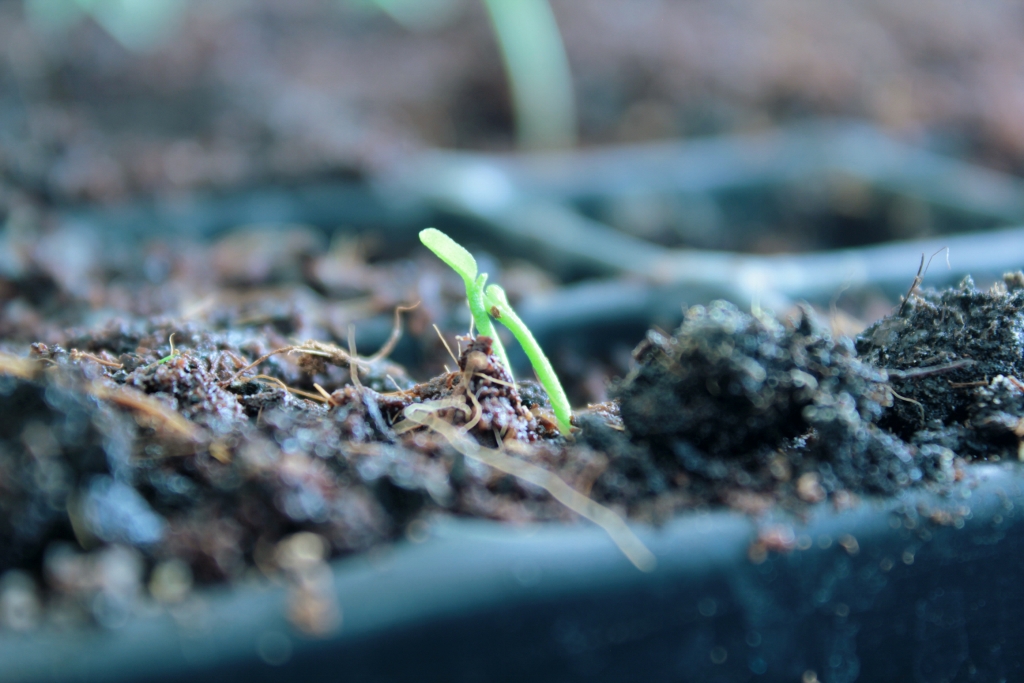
xmin=857 ymin=273 xmax=1024 ymax=460
xmin=448 ymin=335 xmax=543 ymax=442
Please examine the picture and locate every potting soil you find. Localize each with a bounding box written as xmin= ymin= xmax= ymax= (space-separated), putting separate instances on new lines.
xmin=2 ymin=231 xmax=1023 ymax=632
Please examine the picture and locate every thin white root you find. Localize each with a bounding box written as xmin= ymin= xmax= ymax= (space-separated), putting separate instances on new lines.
xmin=462 ymin=390 xmax=483 ymax=433
xmin=252 ymin=374 xmax=329 ymax=404
xmin=415 ymin=398 xmax=475 ymax=417
xmin=366 ymin=302 xmax=419 ymax=364
xmin=393 ymin=398 xmax=474 ymax=434
xmin=403 ymin=404 xmax=656 ymax=572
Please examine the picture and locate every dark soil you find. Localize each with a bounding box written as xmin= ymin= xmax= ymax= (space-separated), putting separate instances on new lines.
xmin=4 ymin=246 xmax=1024 ymax=633
xmin=611 ymin=300 xmax=946 ymax=501
xmin=5 ymin=0 xmax=1024 ymax=648
xmin=857 ymin=273 xmax=1024 ymax=461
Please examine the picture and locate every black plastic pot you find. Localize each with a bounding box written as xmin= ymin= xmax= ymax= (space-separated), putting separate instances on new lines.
xmin=3 ymin=463 xmax=1023 ymax=683
xmin=7 ymin=123 xmax=1024 ymax=682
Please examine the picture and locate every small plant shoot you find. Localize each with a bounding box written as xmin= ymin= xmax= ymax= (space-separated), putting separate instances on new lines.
xmin=419 ymin=228 xmax=512 ymax=376
xmin=419 ymin=228 xmax=573 ymax=435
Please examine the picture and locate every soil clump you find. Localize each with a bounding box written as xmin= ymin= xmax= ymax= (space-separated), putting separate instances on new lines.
xmin=856 ymin=274 xmax=1024 ymax=462
xmin=609 ymin=299 xmax=951 ymax=506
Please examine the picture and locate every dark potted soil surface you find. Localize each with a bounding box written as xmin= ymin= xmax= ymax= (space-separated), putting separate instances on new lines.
xmin=4 ymin=129 xmax=1024 ymax=683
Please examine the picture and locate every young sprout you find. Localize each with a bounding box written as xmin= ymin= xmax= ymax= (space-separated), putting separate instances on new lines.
xmin=484 ymin=284 xmax=572 ymax=436
xmin=419 ymin=228 xmax=513 ymax=376
xmin=419 ymin=227 xmax=572 ymax=435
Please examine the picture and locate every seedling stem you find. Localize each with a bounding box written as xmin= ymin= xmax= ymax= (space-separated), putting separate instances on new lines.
xmin=484 ymin=284 xmax=572 ymax=435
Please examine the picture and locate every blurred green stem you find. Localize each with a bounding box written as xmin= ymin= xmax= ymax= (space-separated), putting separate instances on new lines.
xmin=481 ymin=0 xmax=577 ymax=150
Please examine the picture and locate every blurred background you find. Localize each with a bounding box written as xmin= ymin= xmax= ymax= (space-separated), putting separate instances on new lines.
xmin=4 ymin=0 xmax=1024 ymax=203
xmin=3 ymin=0 xmax=1024 ymax=397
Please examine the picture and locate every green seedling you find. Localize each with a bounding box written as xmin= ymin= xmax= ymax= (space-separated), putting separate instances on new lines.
xmin=480 ymin=0 xmax=576 ymax=149
xmin=419 ymin=228 xmax=572 ymax=435
xmin=419 ymin=228 xmax=513 ymax=374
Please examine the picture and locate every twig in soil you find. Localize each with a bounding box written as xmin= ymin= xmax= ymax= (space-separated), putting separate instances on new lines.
xmin=313 ymin=383 xmax=335 ymax=404
xmin=885 ymin=359 xmax=975 ymax=380
xmin=365 ymin=302 xmax=419 ymax=364
xmin=221 ymin=303 xmax=417 ymax=386
xmin=214 ymin=350 xmax=248 ymax=376
xmin=222 ymin=348 xmax=297 ymax=385
xmin=252 ymin=374 xmax=329 ymax=404
xmin=69 ymin=350 xmax=123 ymax=369
xmin=88 ymin=382 xmax=203 ymax=442
xmin=403 ymin=402 xmax=655 ymax=572
xmin=897 ymin=247 xmax=949 ymax=316
xmin=949 ymin=380 xmax=989 ymax=389
xmin=433 ymin=324 xmax=459 ymax=368
xmin=221 ymin=345 xmax=326 ymax=386
xmin=0 ymin=351 xmax=43 ymax=379
xmin=885 ymin=385 xmax=926 ymax=423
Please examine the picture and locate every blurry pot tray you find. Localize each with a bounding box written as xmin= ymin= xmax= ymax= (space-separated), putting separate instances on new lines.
xmin=2 ymin=463 xmax=1024 ymax=683
xmin=55 ymin=122 xmax=1024 ymax=371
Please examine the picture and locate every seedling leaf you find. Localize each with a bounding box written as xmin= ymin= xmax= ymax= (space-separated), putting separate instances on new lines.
xmin=419 ymin=228 xmax=512 ymax=377
xmin=419 ymin=228 xmax=477 ymax=284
